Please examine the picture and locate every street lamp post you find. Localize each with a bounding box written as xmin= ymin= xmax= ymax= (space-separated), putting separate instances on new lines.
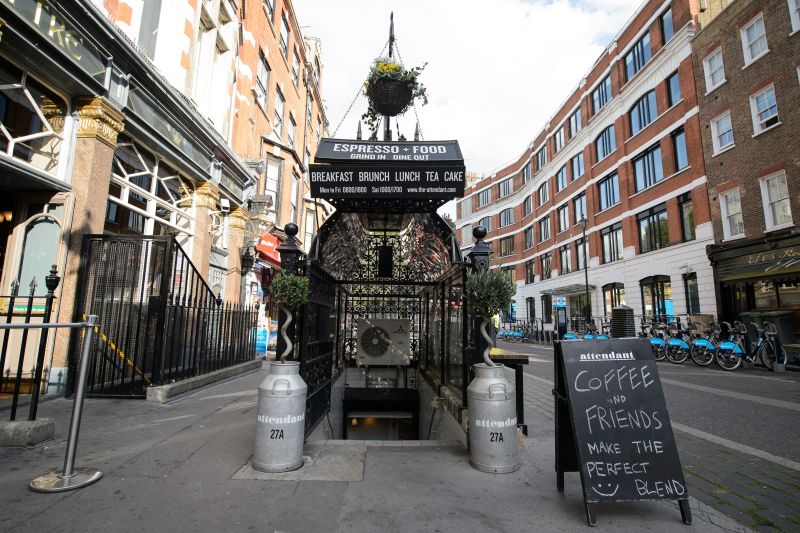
xmin=580 ymin=217 xmax=591 ymax=328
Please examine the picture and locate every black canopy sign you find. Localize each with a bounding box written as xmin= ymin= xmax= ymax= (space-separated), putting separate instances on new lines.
xmin=553 ymin=338 xmax=691 ymax=526
xmin=315 ymin=139 xmax=463 ymax=163
xmin=309 ymin=164 xmax=465 ymax=199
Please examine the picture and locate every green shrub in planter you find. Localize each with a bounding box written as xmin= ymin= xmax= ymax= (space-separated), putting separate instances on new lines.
xmin=466 ymin=270 xmax=515 ymax=319
xmin=270 ymin=273 xmax=309 ymax=310
xmin=269 ymin=273 xmax=309 ymax=361
xmin=466 ymin=270 xmax=516 ymax=366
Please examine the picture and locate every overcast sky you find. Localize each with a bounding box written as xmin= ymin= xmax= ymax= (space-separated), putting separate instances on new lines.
xmin=294 ymin=0 xmax=644 ymax=217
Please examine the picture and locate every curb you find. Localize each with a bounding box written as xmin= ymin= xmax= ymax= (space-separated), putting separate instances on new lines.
xmin=146 ymin=360 xmax=263 ymax=403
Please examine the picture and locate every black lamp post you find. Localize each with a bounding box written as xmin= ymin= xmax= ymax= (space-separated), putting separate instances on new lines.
xmin=580 ymin=216 xmax=591 ymax=326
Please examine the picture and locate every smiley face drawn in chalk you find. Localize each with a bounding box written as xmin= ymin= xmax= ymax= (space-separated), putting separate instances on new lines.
xmin=592 ymin=483 xmax=620 ymax=497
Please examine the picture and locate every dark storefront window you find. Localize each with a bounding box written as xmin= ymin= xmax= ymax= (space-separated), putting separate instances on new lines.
xmin=602 ymin=282 xmax=626 ymax=315
xmin=542 ymin=294 xmax=553 ymax=323
xmin=527 ymin=297 xmax=536 ymax=320
xmin=683 ymin=273 xmax=700 ymax=314
xmin=640 ymin=275 xmax=673 ymax=320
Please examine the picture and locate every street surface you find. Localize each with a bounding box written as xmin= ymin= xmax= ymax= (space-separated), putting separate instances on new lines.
xmin=499 ymin=340 xmax=800 ymax=532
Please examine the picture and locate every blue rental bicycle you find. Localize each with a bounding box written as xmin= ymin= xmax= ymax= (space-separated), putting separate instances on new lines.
xmin=715 ymin=321 xmax=785 ymax=371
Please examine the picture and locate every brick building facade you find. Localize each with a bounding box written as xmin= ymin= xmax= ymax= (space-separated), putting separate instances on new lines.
xmin=457 ymin=0 xmax=715 ymax=327
xmin=692 ymin=0 xmax=800 ymax=340
xmin=0 ymin=0 xmax=326 ymax=394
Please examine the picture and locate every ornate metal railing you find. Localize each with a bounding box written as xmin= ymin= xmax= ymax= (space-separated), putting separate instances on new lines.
xmin=72 ymin=235 xmax=256 ymax=398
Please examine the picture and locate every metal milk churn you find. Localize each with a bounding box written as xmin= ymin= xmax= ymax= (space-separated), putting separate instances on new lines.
xmin=467 ymin=363 xmax=521 ymax=473
xmin=253 ymin=361 xmax=308 ymax=472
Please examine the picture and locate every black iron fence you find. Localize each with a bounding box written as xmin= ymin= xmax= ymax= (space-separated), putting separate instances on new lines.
xmin=0 ymin=266 xmax=60 ymax=420
xmin=72 ymin=235 xmax=257 ymax=398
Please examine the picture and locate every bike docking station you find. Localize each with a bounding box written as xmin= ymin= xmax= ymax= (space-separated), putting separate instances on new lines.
xmin=553 ymin=337 xmax=692 ymax=527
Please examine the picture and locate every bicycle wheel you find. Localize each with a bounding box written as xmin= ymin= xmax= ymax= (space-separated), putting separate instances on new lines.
xmin=652 ymin=343 xmax=666 ymax=361
xmin=715 ymin=348 xmax=742 ymax=371
xmin=690 ymin=345 xmax=714 ymax=366
xmin=759 ymin=344 xmax=786 ymax=371
xmin=666 ymin=344 xmax=689 ymax=364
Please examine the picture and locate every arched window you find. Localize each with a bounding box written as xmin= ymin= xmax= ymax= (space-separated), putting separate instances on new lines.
xmin=602 ymin=282 xmax=625 ymax=316
xmin=640 ymin=275 xmax=673 ymax=320
xmin=17 ymin=215 xmax=60 ymax=293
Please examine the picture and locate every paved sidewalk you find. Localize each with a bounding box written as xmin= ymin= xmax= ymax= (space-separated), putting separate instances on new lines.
xmin=522 ymin=372 xmax=800 ymax=533
xmin=0 ymin=369 xmax=749 ymax=533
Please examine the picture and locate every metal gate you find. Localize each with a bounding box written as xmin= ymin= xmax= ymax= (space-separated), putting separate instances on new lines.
xmin=299 ymin=260 xmax=336 ymax=435
xmin=72 ymin=235 xmax=256 ymax=398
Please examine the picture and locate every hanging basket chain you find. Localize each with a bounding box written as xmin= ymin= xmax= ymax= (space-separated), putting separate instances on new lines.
xmin=331 ymin=39 xmax=390 ymax=138
xmin=394 ymin=39 xmax=424 ymax=140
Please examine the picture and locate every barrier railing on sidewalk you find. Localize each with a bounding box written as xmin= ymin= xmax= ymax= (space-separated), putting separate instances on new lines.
xmin=0 ymin=266 xmax=61 ymax=421
xmin=0 ymin=315 xmax=102 ymax=492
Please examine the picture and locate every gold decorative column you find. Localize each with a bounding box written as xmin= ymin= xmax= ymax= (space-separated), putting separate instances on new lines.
xmin=225 ymin=205 xmax=249 ymax=303
xmin=191 ymin=181 xmax=220 ymax=279
xmin=54 ymin=96 xmax=124 ymax=372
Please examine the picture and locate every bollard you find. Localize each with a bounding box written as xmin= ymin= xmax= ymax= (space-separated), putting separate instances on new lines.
xmin=30 ymin=315 xmax=103 ymax=492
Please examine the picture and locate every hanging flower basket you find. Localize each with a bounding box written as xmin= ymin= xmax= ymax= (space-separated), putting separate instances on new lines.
xmin=366 ymin=78 xmax=414 ymax=117
xmin=362 ymin=57 xmax=428 ymax=133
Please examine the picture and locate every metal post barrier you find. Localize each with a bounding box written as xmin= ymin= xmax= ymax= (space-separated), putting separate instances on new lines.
xmin=0 ymin=315 xmax=102 ymax=492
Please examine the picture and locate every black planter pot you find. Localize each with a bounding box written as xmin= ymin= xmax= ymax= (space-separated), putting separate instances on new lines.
xmin=366 ymin=78 xmax=413 ymax=116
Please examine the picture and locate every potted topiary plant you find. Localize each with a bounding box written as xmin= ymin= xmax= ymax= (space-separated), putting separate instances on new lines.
xmin=362 ymin=56 xmax=428 ymax=133
xmin=269 ymin=272 xmax=309 ymax=362
xmin=466 ymin=269 xmax=516 ymax=366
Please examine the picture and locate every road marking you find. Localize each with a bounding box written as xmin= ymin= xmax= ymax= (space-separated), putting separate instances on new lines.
xmin=671 ymin=421 xmax=800 ymax=472
xmin=659 ymin=377 xmax=800 ymax=411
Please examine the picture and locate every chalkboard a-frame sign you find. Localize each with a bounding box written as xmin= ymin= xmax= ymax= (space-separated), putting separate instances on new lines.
xmin=553 ymin=338 xmax=691 ymax=526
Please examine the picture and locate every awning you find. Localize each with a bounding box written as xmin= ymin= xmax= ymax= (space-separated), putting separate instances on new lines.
xmin=256 ymin=232 xmax=281 ymax=267
xmin=540 ymin=283 xmax=596 ymax=296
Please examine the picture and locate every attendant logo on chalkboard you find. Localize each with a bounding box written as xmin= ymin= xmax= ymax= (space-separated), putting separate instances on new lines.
xmin=579 ymin=350 xmax=634 ymax=362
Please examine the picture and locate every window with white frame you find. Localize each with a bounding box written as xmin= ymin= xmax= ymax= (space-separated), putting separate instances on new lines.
xmin=290 ymin=173 xmax=299 ymax=223
xmin=499 ymin=236 xmax=515 ymax=257
xmin=741 ymin=14 xmax=768 ymax=65
xmin=592 ymin=75 xmax=612 ymax=114
xmin=571 ymin=153 xmax=584 ymax=180
xmin=710 ymin=111 xmax=734 ymax=154
xmin=105 ymin=135 xmax=195 ymax=242
xmin=539 ymin=216 xmax=551 ymax=242
xmin=557 ymin=204 xmax=569 ymax=233
xmin=524 ymin=227 xmax=534 ymax=249
xmin=478 ymin=188 xmax=492 ymax=207
xmin=523 ymin=195 xmax=532 ymax=217
xmin=460 ymin=197 xmax=472 ymax=217
xmin=720 ymin=188 xmax=744 ymax=239
xmin=255 ymin=51 xmax=270 ymax=111
xmin=0 ymin=58 xmax=67 ymax=176
xmin=291 ymin=50 xmax=300 ymax=86
xmin=538 ymin=181 xmax=549 ymax=205
xmin=274 ymin=88 xmax=285 ymax=137
xmin=499 ymin=208 xmax=514 ymax=227
xmin=760 ymin=171 xmax=793 ymax=229
xmin=560 ymin=245 xmax=572 ymax=274
xmin=499 ymin=177 xmax=513 ymax=198
xmin=287 ymin=116 xmax=296 ymax=148
xmin=750 ymin=84 xmax=779 ymax=133
xmin=279 ymin=13 xmax=290 ymax=58
xmin=478 ymin=215 xmax=492 ymax=230
xmin=554 ymin=127 xmax=564 ymax=153
xmin=262 ymin=0 xmax=274 ymax=20
xmin=461 ymin=226 xmax=472 ymax=246
xmin=569 ymin=108 xmax=582 ymax=136
xmin=536 ymin=147 xmax=547 ymax=170
xmin=703 ymin=48 xmax=725 ymax=92
xmin=556 ymin=165 xmax=568 ymax=192
xmin=523 ymin=162 xmax=532 ymax=183
xmin=790 ymin=0 xmax=800 ymax=32
xmin=573 ymin=193 xmax=587 ymax=224
xmin=595 ymin=126 xmax=616 ymax=161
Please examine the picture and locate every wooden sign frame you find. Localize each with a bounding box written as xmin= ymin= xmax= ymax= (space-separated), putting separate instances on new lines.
xmin=553 ymin=338 xmax=692 ymax=526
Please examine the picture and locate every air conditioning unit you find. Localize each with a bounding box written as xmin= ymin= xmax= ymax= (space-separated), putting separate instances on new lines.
xmin=356 ymin=318 xmax=411 ymax=366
